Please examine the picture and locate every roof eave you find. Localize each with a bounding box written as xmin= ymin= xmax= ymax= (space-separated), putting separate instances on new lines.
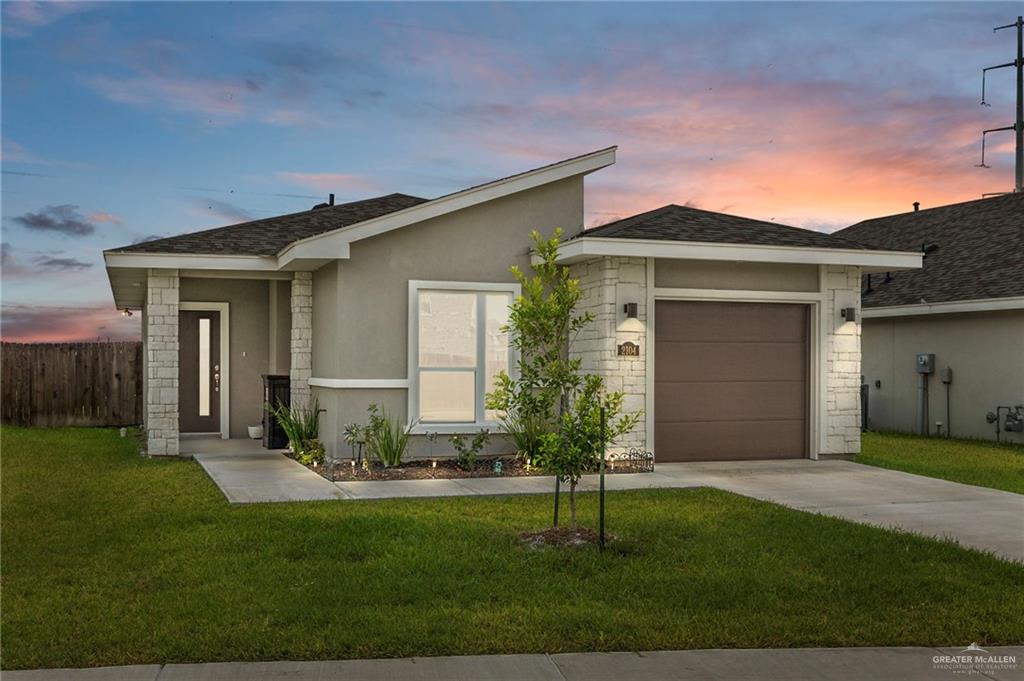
xmin=552 ymin=236 xmax=924 ymax=271
xmin=862 ymin=296 xmax=1024 ymax=318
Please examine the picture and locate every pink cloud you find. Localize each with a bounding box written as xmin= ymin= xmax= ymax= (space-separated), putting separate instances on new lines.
xmin=88 ymin=211 xmax=122 ymax=225
xmin=277 ymin=172 xmax=379 ymax=193
xmin=1 ymin=304 xmax=140 ymax=343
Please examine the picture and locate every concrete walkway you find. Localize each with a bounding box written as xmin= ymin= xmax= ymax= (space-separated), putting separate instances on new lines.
xmin=192 ymin=451 xmax=1023 ymax=562
xmin=5 ymin=647 xmax=1022 ymax=680
xmin=194 ymin=452 xmax=346 ymax=503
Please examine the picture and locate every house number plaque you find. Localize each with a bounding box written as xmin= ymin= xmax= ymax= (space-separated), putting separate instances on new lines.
xmin=617 ymin=341 xmax=640 ymax=357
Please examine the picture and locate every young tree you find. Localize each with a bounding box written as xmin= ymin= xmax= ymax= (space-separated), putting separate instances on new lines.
xmin=487 ymin=229 xmax=641 ymax=528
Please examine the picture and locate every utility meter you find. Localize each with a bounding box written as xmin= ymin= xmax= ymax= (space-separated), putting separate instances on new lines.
xmin=916 ymin=353 xmax=935 ymax=374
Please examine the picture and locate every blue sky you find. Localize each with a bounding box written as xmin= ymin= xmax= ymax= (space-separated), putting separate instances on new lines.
xmin=1 ymin=1 xmax=1018 ymax=341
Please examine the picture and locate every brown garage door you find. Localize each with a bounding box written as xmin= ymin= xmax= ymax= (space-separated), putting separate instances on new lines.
xmin=655 ymin=301 xmax=809 ymax=462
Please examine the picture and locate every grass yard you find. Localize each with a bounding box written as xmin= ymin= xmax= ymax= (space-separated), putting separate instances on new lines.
xmin=3 ymin=427 xmax=1023 ymax=670
xmin=859 ymin=431 xmax=1024 ymax=494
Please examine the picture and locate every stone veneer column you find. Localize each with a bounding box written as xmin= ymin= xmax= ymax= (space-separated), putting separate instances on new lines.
xmin=289 ymin=271 xmax=313 ymax=409
xmin=822 ymin=265 xmax=863 ymax=455
xmin=145 ymin=269 xmax=180 ymax=456
xmin=569 ymin=256 xmax=648 ymax=453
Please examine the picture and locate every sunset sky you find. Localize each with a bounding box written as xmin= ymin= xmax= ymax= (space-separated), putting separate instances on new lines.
xmin=1 ymin=1 xmax=1019 ymax=342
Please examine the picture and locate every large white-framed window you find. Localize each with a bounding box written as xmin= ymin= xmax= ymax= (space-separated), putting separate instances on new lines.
xmin=408 ymin=280 xmax=519 ymax=432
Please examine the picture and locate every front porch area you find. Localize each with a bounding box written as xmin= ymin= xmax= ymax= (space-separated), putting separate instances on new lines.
xmin=141 ymin=269 xmax=313 ymax=456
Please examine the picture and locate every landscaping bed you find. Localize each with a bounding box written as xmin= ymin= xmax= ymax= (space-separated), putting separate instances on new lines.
xmin=306 ymin=456 xmax=650 ymax=481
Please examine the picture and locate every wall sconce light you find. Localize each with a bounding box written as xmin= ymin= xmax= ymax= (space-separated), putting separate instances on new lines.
xmin=121 ymin=308 xmax=133 ymax=318
xmin=623 ymin=302 xmax=638 ymax=319
xmin=840 ymin=306 xmax=857 ymax=323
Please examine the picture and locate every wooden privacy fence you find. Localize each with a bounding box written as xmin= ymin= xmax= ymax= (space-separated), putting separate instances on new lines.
xmin=2 ymin=342 xmax=143 ymax=427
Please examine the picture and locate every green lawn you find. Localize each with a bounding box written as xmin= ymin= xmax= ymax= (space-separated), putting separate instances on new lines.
xmin=3 ymin=428 xmax=1023 ymax=670
xmin=859 ymin=431 xmax=1024 ymax=494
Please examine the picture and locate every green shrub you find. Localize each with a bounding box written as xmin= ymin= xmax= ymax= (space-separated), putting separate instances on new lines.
xmin=449 ymin=430 xmax=490 ymax=471
xmin=365 ymin=404 xmax=414 ymax=467
xmin=270 ymin=399 xmax=324 ymax=465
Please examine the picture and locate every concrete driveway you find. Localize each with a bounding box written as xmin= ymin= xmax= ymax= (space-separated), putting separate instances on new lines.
xmin=655 ymin=460 xmax=1024 ymax=563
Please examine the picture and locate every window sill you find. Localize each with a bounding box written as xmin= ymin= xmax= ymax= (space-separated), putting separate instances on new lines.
xmin=408 ymin=423 xmax=504 ymax=435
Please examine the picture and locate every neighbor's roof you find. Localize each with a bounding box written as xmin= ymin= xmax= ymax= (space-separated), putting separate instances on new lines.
xmin=578 ymin=204 xmax=883 ymax=251
xmin=834 ymin=193 xmax=1024 ymax=308
xmin=108 ymin=193 xmax=428 ymax=256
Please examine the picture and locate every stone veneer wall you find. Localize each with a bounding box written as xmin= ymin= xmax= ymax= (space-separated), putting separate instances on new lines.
xmin=569 ymin=256 xmax=648 ymax=452
xmin=145 ymin=269 xmax=180 ymax=456
xmin=821 ymin=265 xmax=863 ymax=455
xmin=289 ymin=271 xmax=313 ymax=409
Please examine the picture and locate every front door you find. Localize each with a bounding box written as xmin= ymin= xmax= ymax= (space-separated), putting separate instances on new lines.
xmin=179 ymin=310 xmax=221 ymax=433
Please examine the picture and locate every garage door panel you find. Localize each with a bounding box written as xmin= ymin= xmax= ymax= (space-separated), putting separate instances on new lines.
xmin=654 ymin=340 xmax=807 ymax=383
xmin=655 ymin=381 xmax=806 ymax=422
xmin=656 ymin=302 xmax=807 ymax=343
xmin=654 ymin=300 xmax=809 ymax=462
xmin=655 ymin=420 xmax=808 ymax=461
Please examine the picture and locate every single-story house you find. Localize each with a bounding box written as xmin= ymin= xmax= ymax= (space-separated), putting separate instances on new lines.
xmin=104 ymin=147 xmax=922 ymax=461
xmin=834 ymin=194 xmax=1024 ymax=442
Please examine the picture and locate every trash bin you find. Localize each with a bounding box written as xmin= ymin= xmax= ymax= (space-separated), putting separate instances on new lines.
xmin=262 ymin=374 xmax=290 ymax=449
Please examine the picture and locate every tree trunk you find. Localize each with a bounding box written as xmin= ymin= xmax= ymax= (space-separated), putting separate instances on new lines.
xmin=569 ymin=479 xmax=577 ymax=529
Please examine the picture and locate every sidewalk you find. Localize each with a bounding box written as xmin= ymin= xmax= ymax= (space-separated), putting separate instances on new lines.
xmin=5 ymin=647 xmax=1021 ymax=680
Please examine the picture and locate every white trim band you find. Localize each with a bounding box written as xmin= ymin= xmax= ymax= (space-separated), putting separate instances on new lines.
xmin=554 ymin=236 xmax=923 ymax=271
xmin=309 ymin=378 xmax=410 ymax=389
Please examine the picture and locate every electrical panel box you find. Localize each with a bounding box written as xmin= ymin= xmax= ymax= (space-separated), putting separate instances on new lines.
xmin=916 ymin=353 xmax=935 ymax=374
xmin=940 ymin=367 xmax=953 ymax=384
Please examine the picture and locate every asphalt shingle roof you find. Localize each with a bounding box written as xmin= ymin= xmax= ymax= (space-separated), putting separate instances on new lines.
xmin=109 ymin=193 xmax=428 ymax=256
xmin=578 ymin=204 xmax=882 ymax=250
xmin=834 ymin=193 xmax=1024 ymax=308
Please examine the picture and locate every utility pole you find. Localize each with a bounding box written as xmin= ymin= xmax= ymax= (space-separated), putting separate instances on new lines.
xmin=978 ymin=16 xmax=1023 ymax=192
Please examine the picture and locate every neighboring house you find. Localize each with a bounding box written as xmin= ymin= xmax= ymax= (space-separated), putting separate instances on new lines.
xmin=835 ymin=194 xmax=1024 ymax=442
xmin=104 ymin=147 xmax=921 ymax=461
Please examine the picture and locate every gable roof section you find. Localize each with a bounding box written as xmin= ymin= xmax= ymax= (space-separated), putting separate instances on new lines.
xmin=105 ymin=146 xmax=617 ymax=269
xmin=109 ymin=193 xmax=428 ymax=256
xmin=578 ymin=204 xmax=882 ymax=250
xmin=834 ymin=193 xmax=1024 ymax=308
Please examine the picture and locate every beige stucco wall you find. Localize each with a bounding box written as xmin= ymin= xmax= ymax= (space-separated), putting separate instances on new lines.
xmin=654 ymin=259 xmax=819 ymax=291
xmin=268 ymin=280 xmax=292 ymax=374
xmin=180 ymin=277 xmax=278 ymax=438
xmin=862 ymin=310 xmax=1024 ymax=442
xmin=311 ymin=176 xmax=584 ymax=459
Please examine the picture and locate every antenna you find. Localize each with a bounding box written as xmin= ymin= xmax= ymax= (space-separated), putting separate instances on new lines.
xmin=976 ymin=15 xmax=1023 ymax=192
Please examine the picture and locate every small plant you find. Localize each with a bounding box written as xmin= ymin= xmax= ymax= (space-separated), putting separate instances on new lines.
xmin=449 ymin=429 xmax=490 ymax=471
xmin=364 ymin=404 xmax=414 ymax=467
xmin=343 ymin=422 xmax=365 ymax=464
xmin=497 ymin=408 xmax=548 ymax=464
xmin=270 ymin=399 xmax=324 ymax=466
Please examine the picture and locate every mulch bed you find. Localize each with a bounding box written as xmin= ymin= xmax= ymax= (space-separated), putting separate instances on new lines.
xmin=306 ymin=457 xmax=649 ymax=482
xmin=519 ymin=526 xmax=614 ymax=548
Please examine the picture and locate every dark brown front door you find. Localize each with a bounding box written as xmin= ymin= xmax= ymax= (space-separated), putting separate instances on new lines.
xmin=179 ymin=310 xmax=221 ymax=433
xmin=655 ymin=301 xmax=809 ymax=462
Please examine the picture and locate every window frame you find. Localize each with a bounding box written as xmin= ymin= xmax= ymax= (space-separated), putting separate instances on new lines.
xmin=407 ymin=280 xmax=520 ymax=433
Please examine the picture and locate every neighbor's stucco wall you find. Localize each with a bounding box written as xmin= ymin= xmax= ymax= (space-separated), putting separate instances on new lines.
xmin=654 ymin=259 xmax=819 ymax=292
xmin=862 ymin=309 xmax=1024 ymax=442
xmin=180 ymin=277 xmax=272 ymax=438
xmin=311 ymin=176 xmax=584 ymax=459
